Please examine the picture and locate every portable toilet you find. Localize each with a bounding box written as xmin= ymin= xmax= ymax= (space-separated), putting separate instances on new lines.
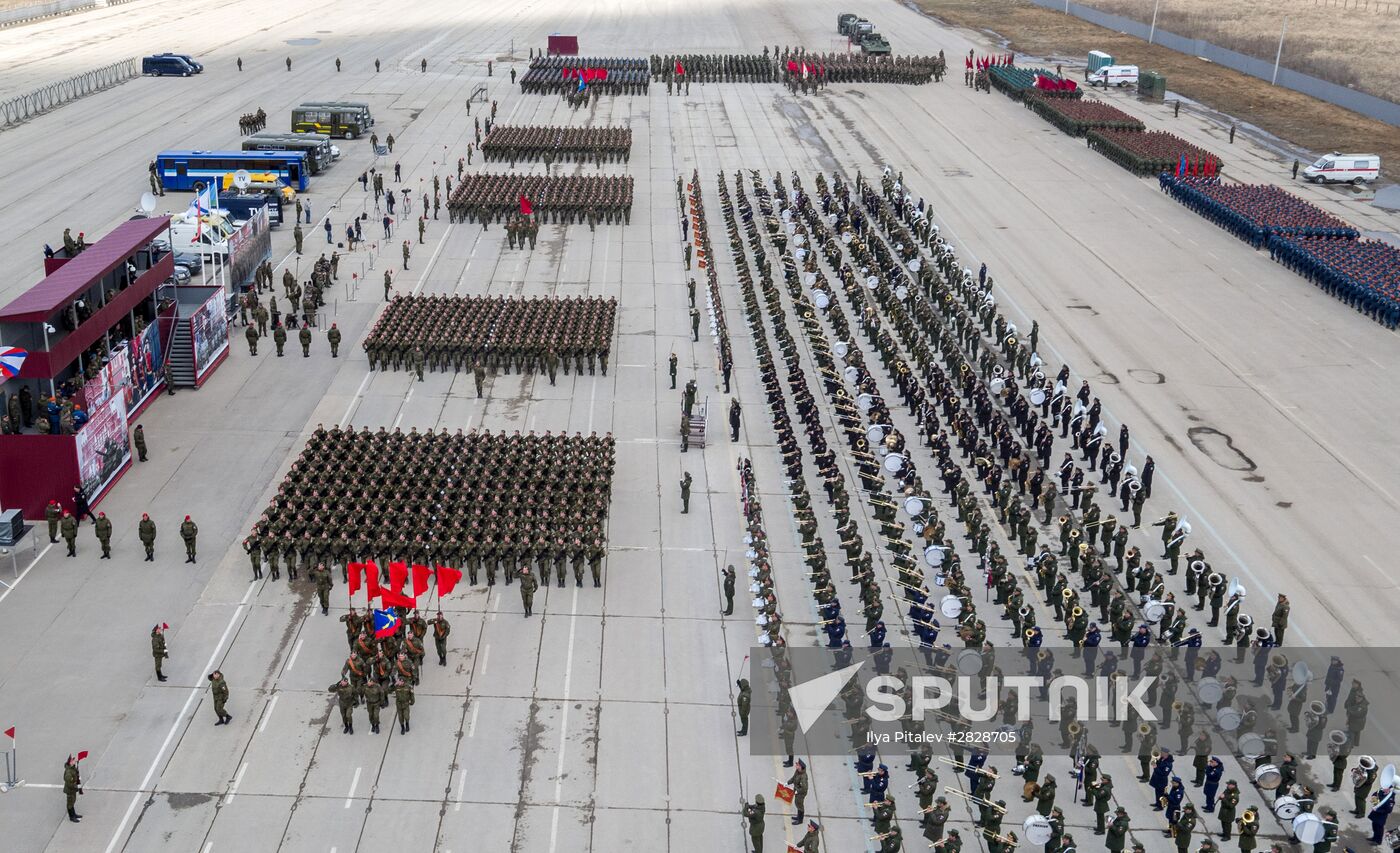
xmin=1087 ymin=50 xmax=1114 ymax=75
xmin=1138 ymin=70 xmax=1166 ymax=101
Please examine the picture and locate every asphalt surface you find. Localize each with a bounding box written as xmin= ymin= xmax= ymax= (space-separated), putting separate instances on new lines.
xmin=0 ymin=0 xmax=1396 ymax=851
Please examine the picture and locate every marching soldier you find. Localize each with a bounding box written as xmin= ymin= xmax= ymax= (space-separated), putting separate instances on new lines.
xmin=363 ymin=677 xmax=385 ymax=733
xmin=519 ymin=566 xmax=538 ymax=617
xmin=428 ymin=611 xmax=451 ymax=666
xmin=311 ymin=563 xmax=333 ymax=614
xmin=394 ymin=678 xmax=414 ymax=733
xmin=209 ymin=670 xmax=231 ymax=725
xmin=331 ymin=678 xmax=357 ymax=734
xmin=474 ymin=360 xmax=486 ymax=397
xmin=722 ymin=564 xmax=736 ymax=614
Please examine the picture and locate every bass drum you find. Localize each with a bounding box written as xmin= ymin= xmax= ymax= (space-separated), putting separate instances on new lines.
xmin=1253 ymin=763 xmax=1281 ymax=790
xmin=903 ymin=495 xmax=926 ymax=517
xmin=939 ymin=595 xmax=963 ymax=620
xmin=1292 ymin=813 xmax=1326 ymax=845
xmin=1215 ymin=707 xmax=1242 ymax=732
xmin=924 ymin=545 xmax=947 ymax=568
xmin=1196 ymin=677 xmax=1224 ymax=705
xmin=955 ymin=648 xmax=984 ymax=675
xmin=1023 ymin=815 xmax=1053 ymax=846
xmin=1272 ymin=795 xmax=1301 ymax=820
xmin=1030 ymin=388 xmax=1046 ymax=406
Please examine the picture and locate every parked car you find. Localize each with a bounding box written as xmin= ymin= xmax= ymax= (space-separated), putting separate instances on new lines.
xmin=155 ymin=53 xmax=203 ymax=73
xmin=141 ymin=55 xmax=195 ymax=77
xmin=1087 ymin=65 xmax=1139 ymax=87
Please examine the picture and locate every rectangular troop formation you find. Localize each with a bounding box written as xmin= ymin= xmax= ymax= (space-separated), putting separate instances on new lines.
xmin=446 ymin=174 xmax=634 ymax=224
xmin=518 ymin=57 xmax=650 ymax=94
xmin=248 ymin=428 xmax=616 ymax=582
xmin=648 ymin=52 xmax=944 ymax=85
xmin=362 ymin=295 xmax=617 ymax=375
xmin=479 ymin=125 xmax=632 ymax=163
xmin=1156 ymin=176 xmax=1399 ymax=328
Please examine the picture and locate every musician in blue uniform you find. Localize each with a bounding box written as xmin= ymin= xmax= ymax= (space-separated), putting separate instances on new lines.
xmin=1202 ymin=757 xmax=1223 ymax=811
xmin=1150 ymin=749 xmax=1174 ymax=805
xmin=1370 ymin=783 xmax=1395 ymax=844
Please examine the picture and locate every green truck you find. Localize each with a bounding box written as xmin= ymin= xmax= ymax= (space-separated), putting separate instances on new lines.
xmin=860 ymin=33 xmax=891 ymax=55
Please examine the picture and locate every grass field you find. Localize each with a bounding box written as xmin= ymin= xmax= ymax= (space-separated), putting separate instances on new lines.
xmin=1079 ymin=0 xmax=1400 ymax=101
xmin=915 ymin=0 xmax=1400 ymax=181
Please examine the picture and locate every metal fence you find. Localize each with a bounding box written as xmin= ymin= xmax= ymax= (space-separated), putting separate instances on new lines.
xmin=1026 ymin=0 xmax=1400 ymax=127
xmin=0 ymin=58 xmax=139 ymax=131
xmin=1312 ymin=0 xmax=1400 ymax=12
xmin=0 ymin=0 xmax=94 ymax=27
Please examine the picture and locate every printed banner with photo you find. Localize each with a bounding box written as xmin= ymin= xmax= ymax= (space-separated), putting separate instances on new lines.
xmin=129 ymin=321 xmax=163 ymax=404
xmin=190 ymin=289 xmax=229 ymax=379
xmin=74 ymin=392 xmax=130 ymax=496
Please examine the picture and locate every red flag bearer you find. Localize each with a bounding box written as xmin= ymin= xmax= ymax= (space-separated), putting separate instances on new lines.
xmin=64 ymin=752 xmax=83 ymax=822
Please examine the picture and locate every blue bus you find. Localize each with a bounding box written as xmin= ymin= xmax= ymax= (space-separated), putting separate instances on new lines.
xmin=154 ymin=150 xmax=310 ymax=192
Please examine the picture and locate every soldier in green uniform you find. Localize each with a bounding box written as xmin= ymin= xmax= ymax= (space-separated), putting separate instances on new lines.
xmin=311 ymin=563 xmax=333 ymax=614
xmin=394 ymin=678 xmax=414 ymax=733
xmin=293 ymin=223 xmax=304 ymax=255
xmin=1217 ymin=780 xmax=1239 ymax=840
xmin=245 ymin=324 xmax=259 ymax=355
xmin=384 ymin=269 xmax=393 ymax=300
xmin=1105 ymin=806 xmax=1128 ymax=852
xmin=1236 ymin=807 xmax=1258 ymax=853
xmin=63 ymin=754 xmax=84 ymax=822
xmin=690 ymin=306 xmax=700 ymax=341
xmin=244 ymin=536 xmax=262 ymax=580
xmin=60 ymin=510 xmax=78 ymax=556
xmin=796 ymin=819 xmax=820 ymax=853
xmin=209 ymin=669 xmax=231 ymax=724
xmin=45 ymin=499 xmax=61 ymax=542
xmin=742 ymin=794 xmax=765 ymax=852
xmin=273 ymin=323 xmax=287 ymax=356
xmin=151 ymin=624 xmax=169 ymax=681
xmin=299 ymin=326 xmax=312 ymax=357
xmin=94 ymin=511 xmax=112 ymax=558
xmin=722 ymin=565 xmax=736 ymax=614
xmin=327 ymin=323 xmax=341 ymax=357
xmin=1093 ymin=775 xmax=1114 ymax=833
xmin=668 ymin=352 xmax=678 ymax=388
xmin=363 ymin=677 xmax=385 ymax=733
xmin=138 ymin=513 xmax=156 ymax=560
xmin=133 ymin=424 xmax=148 ymax=461
xmin=680 ymin=472 xmax=692 ymax=513
xmin=180 ymin=515 xmax=198 ymax=563
xmin=331 ymin=678 xmax=357 ymax=734
xmin=474 ymin=360 xmax=486 ymax=397
xmin=428 ymin=611 xmax=450 ymax=666
xmin=411 ymin=346 xmax=425 ymax=381
xmin=735 ymin=678 xmax=751 ymax=735
xmin=519 ymin=566 xmax=538 ymax=617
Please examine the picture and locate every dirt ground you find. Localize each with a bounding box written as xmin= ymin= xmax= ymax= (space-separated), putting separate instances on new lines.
xmin=914 ymin=0 xmax=1400 ymax=181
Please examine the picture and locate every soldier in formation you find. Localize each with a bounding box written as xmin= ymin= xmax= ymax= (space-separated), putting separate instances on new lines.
xmin=480 ymin=125 xmax=632 ymax=164
xmin=447 ymin=174 xmax=633 ymax=225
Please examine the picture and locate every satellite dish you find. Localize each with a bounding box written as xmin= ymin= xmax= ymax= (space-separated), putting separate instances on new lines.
xmin=233 ymin=169 xmax=252 ymax=190
xmin=139 ymin=192 xmax=157 ymax=214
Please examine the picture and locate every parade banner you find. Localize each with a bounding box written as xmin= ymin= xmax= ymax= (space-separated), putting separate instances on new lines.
xmin=82 ymin=370 xmax=111 ymax=410
xmin=73 ymin=392 xmax=130 ymax=497
xmin=104 ymin=347 xmax=133 ymax=408
xmin=189 ymin=289 xmax=229 ymax=380
xmin=226 ymin=205 xmax=271 ymax=291
xmin=128 ymin=321 xmax=163 ymax=406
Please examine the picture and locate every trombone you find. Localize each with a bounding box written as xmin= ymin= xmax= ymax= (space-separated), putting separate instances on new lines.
xmin=940 ymin=757 xmax=998 ymax=777
xmin=943 ymin=787 xmax=1006 ymax=813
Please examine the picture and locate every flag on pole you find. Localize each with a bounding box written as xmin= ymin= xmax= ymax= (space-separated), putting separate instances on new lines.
xmin=372 ymin=609 xmax=401 ymax=638
xmin=76 ymin=750 xmax=89 ymax=762
xmin=347 ymin=562 xmax=363 ymax=596
xmin=435 ymin=565 xmax=463 ymax=596
xmin=0 ymin=346 xmax=28 ymax=379
xmin=774 ymin=781 xmax=795 ymax=803
xmin=411 ymin=564 xmax=433 ymax=599
xmin=675 ymin=61 xmax=684 ymax=76
xmin=3 ymin=727 xmax=14 ymax=747
xmin=363 ymin=560 xmax=381 ymax=600
xmin=381 ymin=588 xmax=416 ymax=610
xmin=519 ymin=194 xmax=533 ymax=216
xmin=388 ymin=561 xmax=409 ymax=594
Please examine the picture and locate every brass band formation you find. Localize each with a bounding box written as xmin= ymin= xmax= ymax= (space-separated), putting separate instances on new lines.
xmin=714 ymin=165 xmax=1384 ymax=853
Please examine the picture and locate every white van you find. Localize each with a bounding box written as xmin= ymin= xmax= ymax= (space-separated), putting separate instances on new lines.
xmin=1302 ymin=153 xmax=1381 ymax=185
xmin=167 ymin=213 xmax=236 ymax=260
xmin=1088 ymin=64 xmax=1139 ymax=87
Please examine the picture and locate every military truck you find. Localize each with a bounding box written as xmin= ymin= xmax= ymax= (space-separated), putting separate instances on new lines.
xmin=838 ymin=12 xmax=858 ymax=34
xmin=860 ymin=33 xmax=891 ymax=55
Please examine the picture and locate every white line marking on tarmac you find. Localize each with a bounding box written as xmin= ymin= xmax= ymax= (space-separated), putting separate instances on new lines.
xmin=411 ymin=225 xmax=455 ymax=296
xmin=344 ymin=767 xmax=361 ymax=808
xmin=454 ymin=759 xmax=469 ymax=811
xmin=259 ymin=695 xmax=278 ymax=733
xmin=340 ymin=372 xmax=373 ymax=428
xmin=105 ymin=583 xmax=256 ymax=853
xmin=478 ymin=645 xmax=490 ymax=676
xmin=201 ymin=843 xmax=212 ymax=853
xmin=223 ymin=762 xmax=247 ymax=805
xmin=0 ymin=542 xmax=55 ymax=608
xmin=546 ymin=585 xmax=581 ymax=853
xmin=286 ymin=639 xmax=304 ymax=671
xmin=467 ymin=703 xmax=480 ymax=739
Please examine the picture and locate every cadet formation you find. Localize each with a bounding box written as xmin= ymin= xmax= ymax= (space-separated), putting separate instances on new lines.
xmin=445 ymin=173 xmax=634 ymax=225
xmin=246 ymin=428 xmax=615 ymax=590
xmin=361 ymin=294 xmax=616 ymax=379
xmin=480 ymin=125 xmax=632 ymax=163
xmin=517 ymin=56 xmax=651 ymax=95
xmin=648 ymin=50 xmax=945 ymax=87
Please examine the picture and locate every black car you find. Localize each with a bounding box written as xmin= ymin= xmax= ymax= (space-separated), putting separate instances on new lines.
xmin=155 ymin=53 xmax=203 ymax=73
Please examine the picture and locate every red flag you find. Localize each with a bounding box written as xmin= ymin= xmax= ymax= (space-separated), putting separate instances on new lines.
xmin=675 ymin=61 xmax=684 ymax=76
xmin=364 ymin=560 xmax=381 ymax=600
xmin=381 ymin=588 xmax=417 ymax=609
xmin=3 ymin=726 xmax=14 ymax=745
xmin=519 ymin=194 xmax=533 ymax=216
xmin=787 ymin=60 xmax=798 ymax=74
xmin=411 ymin=564 xmax=433 ymax=599
xmin=436 ymin=565 xmax=463 ymax=596
xmin=77 ymin=750 xmax=89 ymax=761
xmin=388 ymin=561 xmax=409 ymax=595
xmin=347 ymin=562 xmax=363 ymax=596
xmin=774 ymin=782 xmax=795 ymax=803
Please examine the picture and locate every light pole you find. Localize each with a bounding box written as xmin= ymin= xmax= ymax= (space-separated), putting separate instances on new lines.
xmin=1272 ymin=17 xmax=1289 ymax=84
